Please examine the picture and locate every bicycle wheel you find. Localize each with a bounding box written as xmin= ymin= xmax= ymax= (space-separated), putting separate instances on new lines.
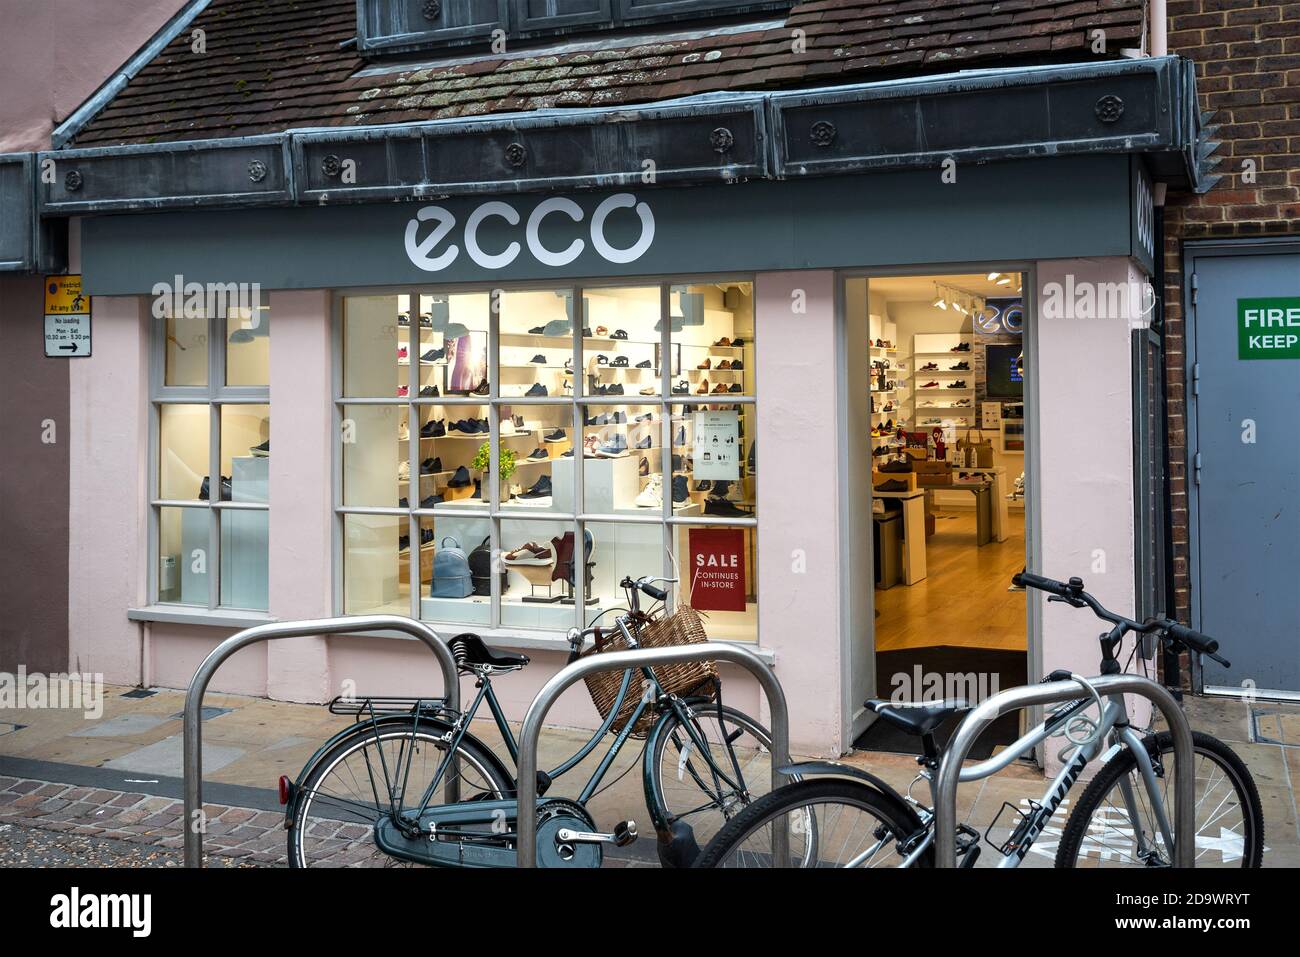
xmin=647 ymin=702 xmax=780 ymax=850
xmin=694 ymin=778 xmax=926 ymax=868
xmin=1056 ymin=730 xmax=1263 ymax=868
xmin=287 ymin=719 xmax=513 ymax=867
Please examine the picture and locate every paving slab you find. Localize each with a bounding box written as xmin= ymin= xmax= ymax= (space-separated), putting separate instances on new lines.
xmin=102 ymin=735 xmax=246 ymax=776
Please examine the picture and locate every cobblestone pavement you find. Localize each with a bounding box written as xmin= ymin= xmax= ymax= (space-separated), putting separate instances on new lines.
xmin=0 ymin=776 xmax=286 ymax=866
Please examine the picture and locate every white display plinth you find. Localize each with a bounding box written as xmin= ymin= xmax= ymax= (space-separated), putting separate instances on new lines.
xmin=551 ymin=455 xmax=640 ymax=513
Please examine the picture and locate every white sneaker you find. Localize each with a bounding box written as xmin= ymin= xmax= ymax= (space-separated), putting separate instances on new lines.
xmin=398 ymin=460 xmax=410 ymax=482
xmin=398 ymin=422 xmax=410 ymax=441
xmin=635 ymin=474 xmax=663 ymax=508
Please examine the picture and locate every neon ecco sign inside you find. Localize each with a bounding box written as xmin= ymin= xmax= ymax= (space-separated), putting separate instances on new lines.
xmin=404 ymin=193 xmax=655 ymax=272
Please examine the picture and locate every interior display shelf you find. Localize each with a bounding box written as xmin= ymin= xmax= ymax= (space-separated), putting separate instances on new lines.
xmin=914 ymin=387 xmax=975 ymax=394
xmin=913 ymin=351 xmax=974 ymax=358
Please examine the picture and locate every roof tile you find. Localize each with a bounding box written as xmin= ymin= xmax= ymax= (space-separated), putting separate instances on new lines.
xmin=72 ymin=0 xmax=1146 ymax=146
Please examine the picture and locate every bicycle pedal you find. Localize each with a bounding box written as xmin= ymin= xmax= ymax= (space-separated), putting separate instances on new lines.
xmin=554 ymin=820 xmax=638 ymax=847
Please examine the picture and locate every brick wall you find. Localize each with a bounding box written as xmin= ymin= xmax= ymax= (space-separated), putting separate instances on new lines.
xmin=1162 ymin=0 xmax=1300 ymax=629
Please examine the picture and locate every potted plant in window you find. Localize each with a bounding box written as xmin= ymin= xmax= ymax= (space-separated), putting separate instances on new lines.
xmin=472 ymin=441 xmax=517 ymax=498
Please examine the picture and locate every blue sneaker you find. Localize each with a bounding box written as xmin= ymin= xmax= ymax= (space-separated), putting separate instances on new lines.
xmin=595 ymin=433 xmax=628 ymax=458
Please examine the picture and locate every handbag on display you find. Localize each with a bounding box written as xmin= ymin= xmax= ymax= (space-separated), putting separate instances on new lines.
xmin=468 ymin=536 xmax=508 ymax=597
xmin=430 ymin=537 xmax=473 ymax=598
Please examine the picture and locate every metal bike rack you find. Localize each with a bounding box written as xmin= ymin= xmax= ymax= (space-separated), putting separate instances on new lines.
xmin=933 ymin=674 xmax=1195 ymax=868
xmin=182 ymin=615 xmax=459 ymax=868
xmin=515 ymin=642 xmax=789 ymax=868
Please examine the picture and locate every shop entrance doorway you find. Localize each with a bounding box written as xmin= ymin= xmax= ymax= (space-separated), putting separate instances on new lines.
xmin=844 ymin=272 xmax=1030 ymax=756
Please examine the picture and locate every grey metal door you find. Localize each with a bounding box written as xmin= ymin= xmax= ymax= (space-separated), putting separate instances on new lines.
xmin=1187 ymin=244 xmax=1300 ymax=693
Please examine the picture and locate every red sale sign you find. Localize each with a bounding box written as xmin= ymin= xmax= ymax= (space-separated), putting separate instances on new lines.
xmin=687 ymin=528 xmax=747 ymax=612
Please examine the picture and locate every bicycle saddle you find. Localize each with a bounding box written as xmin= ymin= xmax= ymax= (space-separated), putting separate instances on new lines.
xmin=448 ymin=633 xmax=530 ymax=670
xmin=864 ymin=699 xmax=971 ymax=737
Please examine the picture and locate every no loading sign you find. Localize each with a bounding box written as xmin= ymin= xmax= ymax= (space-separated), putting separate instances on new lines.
xmin=44 ymin=275 xmax=91 ymax=358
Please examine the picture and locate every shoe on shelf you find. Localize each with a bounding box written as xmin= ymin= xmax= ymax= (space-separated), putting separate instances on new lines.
xmin=421 ymin=348 xmax=444 ymax=363
xmin=595 ymin=434 xmax=629 ymax=458
xmin=635 ymin=474 xmax=664 ymax=508
xmin=728 ymin=384 xmax=741 ymax=393
xmin=471 ymin=479 xmax=482 ymax=500
xmin=920 ymin=362 xmax=938 ymax=371
xmin=732 ymin=338 xmax=746 ymax=347
xmin=879 ymin=458 xmax=912 ymax=474
xmin=528 ymin=446 xmax=548 ymax=460
xmin=198 ymin=475 xmax=232 ymax=501
xmin=947 ymin=380 xmax=967 ymax=388
xmin=543 ymin=428 xmax=566 ymax=442
xmin=397 ymin=385 xmax=409 ymax=398
xmin=504 ymin=542 xmax=553 ymax=564
xmin=874 ymin=479 xmax=909 ymax=492
xmin=421 ymin=418 xmax=446 ymax=438
xmin=636 ymin=434 xmax=652 ymax=449
xmin=518 ymin=474 xmax=553 ymax=502
xmin=447 ymin=465 xmax=471 ymax=487
xmin=949 ymin=361 xmax=970 ymax=371
xmin=951 ymin=341 xmax=971 ymax=352
xmin=671 ymin=475 xmax=690 ymax=504
xmin=673 ymin=426 xmax=687 ymax=447
xmin=611 ymin=329 xmax=628 ymax=340
xmin=526 ymin=382 xmax=548 ymax=397
xmin=696 ymin=379 xmax=710 ymax=395
xmin=397 ymin=461 xmax=411 ymax=482
xmin=419 ymin=494 xmax=442 ymax=508
xmin=422 ymin=456 xmax=444 ymax=475
xmin=712 ymin=337 xmax=732 ymax=347
xmin=531 ymin=354 xmax=547 ymax=364
xmin=698 ymin=358 xmax=712 ymax=370
xmin=635 ymin=359 xmax=652 ymax=369
xmin=249 ymin=440 xmax=270 ymax=457
xmin=583 ymin=435 xmax=600 ymax=457
xmin=639 ymin=457 xmax=650 ymax=476
xmin=672 ymin=380 xmax=689 ymax=395
xmin=418 ymin=385 xmax=439 ymax=398
xmin=694 ymin=480 xmax=713 ymax=492
xmin=704 ymin=498 xmax=747 ymax=517
xmin=612 ymin=356 xmax=629 ymax=367
xmin=920 ymin=381 xmax=939 ymax=388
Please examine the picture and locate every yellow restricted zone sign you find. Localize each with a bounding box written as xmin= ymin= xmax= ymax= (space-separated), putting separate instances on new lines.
xmin=44 ymin=274 xmax=92 ymax=357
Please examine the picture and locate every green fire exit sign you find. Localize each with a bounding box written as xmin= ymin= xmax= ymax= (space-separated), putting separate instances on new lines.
xmin=1239 ymin=298 xmax=1300 ymax=359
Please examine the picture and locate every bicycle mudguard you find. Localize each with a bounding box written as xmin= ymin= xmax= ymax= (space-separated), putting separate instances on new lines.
xmin=776 ymin=761 xmax=926 ymax=833
xmin=284 ymin=714 xmax=515 ymax=830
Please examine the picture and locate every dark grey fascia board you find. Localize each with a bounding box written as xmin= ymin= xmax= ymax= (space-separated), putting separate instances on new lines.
xmin=769 ymin=56 xmax=1193 ymax=183
xmin=50 ymin=0 xmax=214 ymax=150
xmin=37 ymin=134 xmax=294 ymax=216
xmin=36 ymin=55 xmax=1209 ymax=220
xmin=292 ymin=96 xmax=767 ymax=202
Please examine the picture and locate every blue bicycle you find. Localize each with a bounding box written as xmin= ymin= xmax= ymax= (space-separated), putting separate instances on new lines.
xmin=283 ymin=576 xmax=778 ymax=867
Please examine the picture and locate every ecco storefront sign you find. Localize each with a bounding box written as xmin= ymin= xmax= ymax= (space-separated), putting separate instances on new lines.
xmin=80 ymin=157 xmax=1153 ymax=295
xmin=1238 ymin=297 xmax=1300 ymax=359
xmin=404 ymin=194 xmax=656 ymax=272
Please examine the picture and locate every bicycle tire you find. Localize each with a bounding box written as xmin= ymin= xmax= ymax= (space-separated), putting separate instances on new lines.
xmin=693 ymin=777 xmax=929 ymax=868
xmin=646 ymin=702 xmax=776 ymax=848
xmin=287 ymin=720 xmax=513 ymax=868
xmin=1055 ymin=730 xmax=1263 ymax=868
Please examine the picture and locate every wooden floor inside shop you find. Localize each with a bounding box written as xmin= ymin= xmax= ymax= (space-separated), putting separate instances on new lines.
xmin=873 ymin=507 xmax=1028 ymax=653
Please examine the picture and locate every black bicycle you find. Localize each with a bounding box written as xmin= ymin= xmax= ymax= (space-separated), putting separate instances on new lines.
xmin=282 ymin=575 xmax=777 ymax=867
xmin=694 ymin=572 xmax=1264 ymax=868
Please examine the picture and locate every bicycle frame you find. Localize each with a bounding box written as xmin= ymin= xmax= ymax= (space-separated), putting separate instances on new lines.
xmin=894 ymin=691 xmax=1174 ymax=868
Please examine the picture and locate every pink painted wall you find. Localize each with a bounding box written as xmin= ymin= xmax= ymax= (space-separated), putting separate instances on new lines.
xmin=754 ymin=271 xmax=844 ymax=755
xmin=266 ymin=289 xmax=334 ymax=702
xmin=1035 ymin=258 xmax=1150 ymax=753
xmin=68 ymin=295 xmax=150 ymax=681
xmin=0 ymin=0 xmax=188 ymax=152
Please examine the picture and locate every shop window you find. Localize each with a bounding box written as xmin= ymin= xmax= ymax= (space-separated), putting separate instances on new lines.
xmin=356 ymin=0 xmax=793 ymax=53
xmin=152 ymin=303 xmax=271 ymax=611
xmin=335 ymin=280 xmax=756 ymax=639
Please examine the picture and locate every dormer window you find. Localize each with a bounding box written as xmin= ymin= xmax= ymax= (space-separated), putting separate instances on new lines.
xmin=356 ymin=0 xmax=793 ymax=55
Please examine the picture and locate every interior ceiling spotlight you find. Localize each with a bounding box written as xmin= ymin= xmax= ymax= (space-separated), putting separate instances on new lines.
xmin=987 ymin=272 xmax=1001 ymax=282
xmin=932 ymin=284 xmax=947 ymax=310
xmin=996 ymin=275 xmax=1013 ymax=286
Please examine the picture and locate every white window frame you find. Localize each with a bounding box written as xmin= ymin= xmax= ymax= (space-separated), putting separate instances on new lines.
xmin=148 ymin=303 xmax=271 ymax=612
xmin=331 ymin=276 xmax=758 ymax=636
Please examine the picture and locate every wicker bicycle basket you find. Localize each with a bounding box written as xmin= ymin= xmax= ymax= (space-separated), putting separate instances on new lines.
xmin=580 ymin=605 xmax=718 ymax=737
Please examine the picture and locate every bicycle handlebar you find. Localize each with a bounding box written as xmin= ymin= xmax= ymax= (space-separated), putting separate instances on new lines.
xmin=1013 ymin=571 xmax=1231 ymax=668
